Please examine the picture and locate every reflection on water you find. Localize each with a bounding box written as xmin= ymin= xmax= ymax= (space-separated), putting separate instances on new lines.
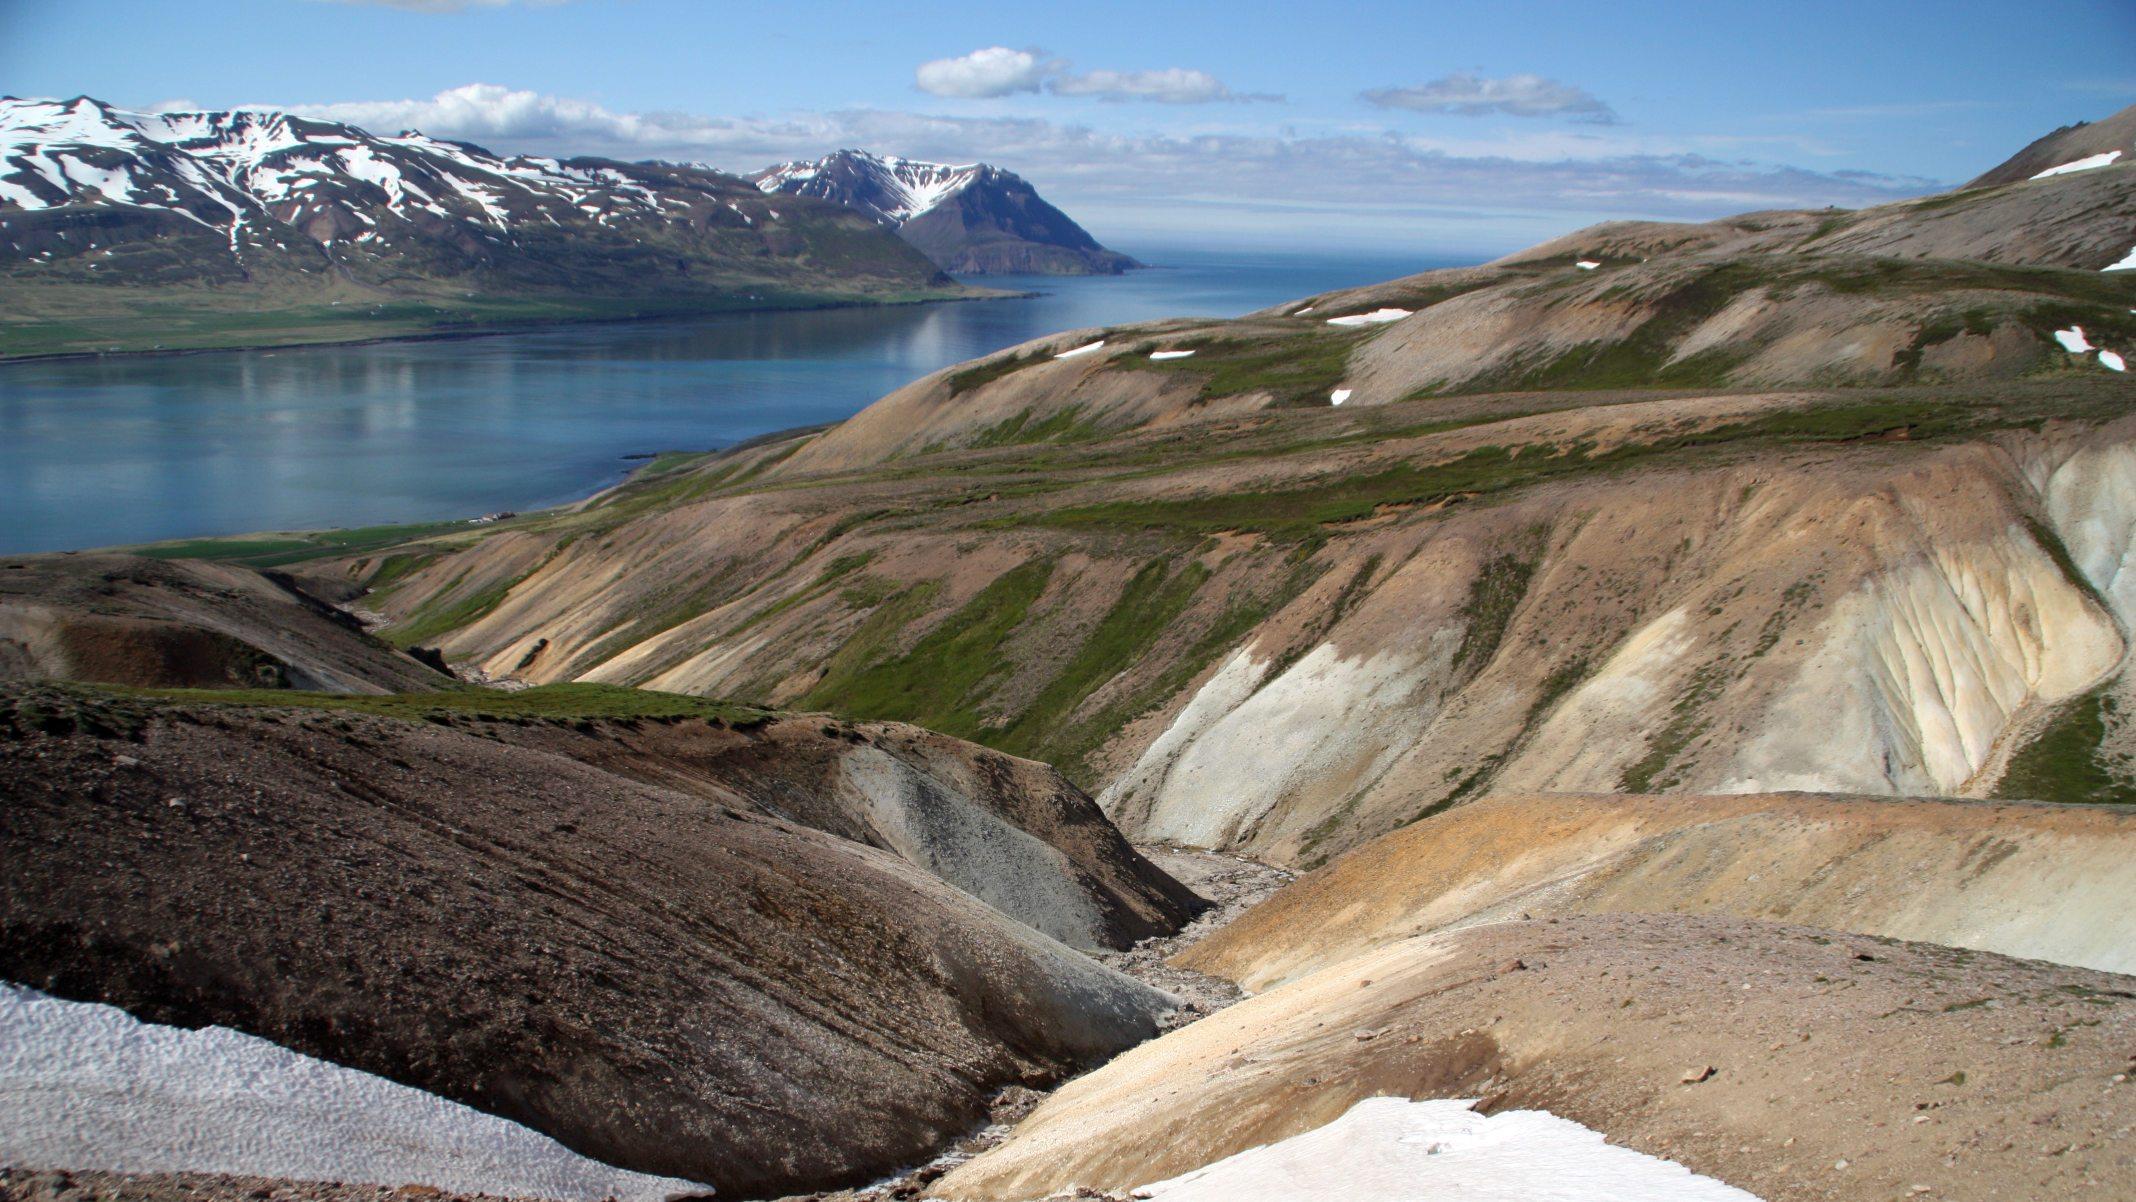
xmin=0 ymin=248 xmax=1453 ymax=553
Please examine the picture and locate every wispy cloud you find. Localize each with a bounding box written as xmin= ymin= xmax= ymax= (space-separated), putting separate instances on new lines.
xmin=281 ymin=83 xmax=1938 ymax=245
xmin=1363 ymin=73 xmax=1617 ymax=124
xmin=1788 ymin=99 xmax=1996 ymax=120
xmin=1050 ymin=68 xmax=1280 ymax=104
xmin=913 ymin=46 xmax=1277 ymax=104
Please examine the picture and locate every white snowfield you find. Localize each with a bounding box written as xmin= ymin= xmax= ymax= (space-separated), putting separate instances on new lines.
xmin=2107 ymin=244 xmax=2136 ymax=272
xmin=1575 ymin=259 xmax=1602 ymax=270
xmin=755 ymin=150 xmax=982 ymax=224
xmin=1325 ymin=308 xmax=1414 ymax=327
xmin=2030 ymin=149 xmax=2123 ymax=180
xmin=1055 ymin=339 xmax=1107 ymax=359
xmin=0 ymin=984 xmax=711 ymax=1202
xmin=2103 ymin=350 xmax=2128 ymax=372
xmin=1150 ymin=349 xmax=1197 ymax=360
xmin=1132 ymin=1097 xmax=1761 ymax=1201
xmin=1330 ymin=389 xmax=1353 ymax=406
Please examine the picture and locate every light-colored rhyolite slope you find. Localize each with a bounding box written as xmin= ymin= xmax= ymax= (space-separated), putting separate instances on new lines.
xmin=318 ymin=396 xmax=2136 ymax=869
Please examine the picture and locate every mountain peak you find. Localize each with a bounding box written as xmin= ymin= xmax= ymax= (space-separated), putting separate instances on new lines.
xmin=0 ymin=92 xmax=955 ymax=324
xmin=751 ymin=149 xmax=1138 ymax=276
xmin=1966 ymin=100 xmax=2136 ymax=188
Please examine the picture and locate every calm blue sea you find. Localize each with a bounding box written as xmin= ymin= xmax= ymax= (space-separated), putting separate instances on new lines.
xmin=0 ymin=247 xmax=1457 ymax=553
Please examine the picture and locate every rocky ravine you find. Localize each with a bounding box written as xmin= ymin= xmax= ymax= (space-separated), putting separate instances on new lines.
xmin=0 ymin=686 xmax=1199 ymax=1198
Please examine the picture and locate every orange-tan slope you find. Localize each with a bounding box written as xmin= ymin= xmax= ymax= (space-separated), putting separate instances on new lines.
xmin=1176 ymin=791 xmax=2136 ymax=991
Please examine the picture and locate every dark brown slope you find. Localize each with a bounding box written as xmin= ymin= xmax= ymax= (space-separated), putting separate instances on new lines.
xmin=511 ymin=712 xmax=1205 ymax=950
xmin=0 ymin=686 xmax=1176 ymax=1198
xmin=0 ymin=555 xmax=447 ymax=694
xmin=1967 ymin=101 xmax=2136 ymax=188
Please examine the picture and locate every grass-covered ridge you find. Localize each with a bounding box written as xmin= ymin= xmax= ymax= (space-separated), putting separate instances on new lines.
xmin=77 ymin=681 xmax=772 ymax=726
xmin=1132 ymin=326 xmax=1371 ymax=407
xmin=1023 ymin=396 xmax=1996 ymax=540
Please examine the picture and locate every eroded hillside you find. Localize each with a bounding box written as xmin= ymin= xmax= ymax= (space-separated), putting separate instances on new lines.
xmin=0 ymin=685 xmax=1190 ymax=1197
xmin=109 ymin=108 xmax=2136 ymax=872
xmin=296 ymin=383 xmax=2136 ymax=868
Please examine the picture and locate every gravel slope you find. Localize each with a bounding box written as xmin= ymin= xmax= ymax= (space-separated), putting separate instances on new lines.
xmin=938 ymin=913 xmax=2136 ymax=1202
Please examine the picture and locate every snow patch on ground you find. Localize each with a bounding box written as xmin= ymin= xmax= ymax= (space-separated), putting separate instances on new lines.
xmin=1325 ymin=308 xmax=1413 ymax=327
xmin=2031 ymin=150 xmax=2123 ymax=179
xmin=1330 ymin=389 xmax=1353 ymax=405
xmin=1575 ymin=259 xmax=1601 ymax=270
xmin=1150 ymin=350 xmax=1197 ymax=360
xmin=1135 ymin=1097 xmax=1760 ymax=1201
xmin=2102 ymin=350 xmax=2127 ymax=372
xmin=2106 ymin=245 xmax=2136 ymax=272
xmin=1055 ymin=339 xmax=1107 ymax=359
xmin=2055 ymin=326 xmax=2095 ymax=353
xmin=0 ymin=984 xmax=709 ymax=1202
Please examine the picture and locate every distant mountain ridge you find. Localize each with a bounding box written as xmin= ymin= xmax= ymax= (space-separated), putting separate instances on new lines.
xmin=1967 ymin=101 xmax=2136 ymax=189
xmin=0 ymin=95 xmax=965 ymax=356
xmin=752 ymin=149 xmax=1140 ymax=276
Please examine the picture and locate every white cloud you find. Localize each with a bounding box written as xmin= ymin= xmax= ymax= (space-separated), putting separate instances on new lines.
xmin=1050 ymin=68 xmax=1280 ymax=105
xmin=278 ymin=83 xmax=1939 ymax=251
xmin=914 ymin=46 xmax=1274 ymax=105
xmin=1365 ymin=73 xmax=1618 ymax=123
xmin=914 ymin=47 xmax=1059 ymax=99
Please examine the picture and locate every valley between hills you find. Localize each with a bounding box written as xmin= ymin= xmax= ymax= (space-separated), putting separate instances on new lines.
xmin=5 ymin=104 xmax=2136 ymax=1201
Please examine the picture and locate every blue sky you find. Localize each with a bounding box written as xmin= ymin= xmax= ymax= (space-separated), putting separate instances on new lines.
xmin=5 ymin=0 xmax=2133 ymax=254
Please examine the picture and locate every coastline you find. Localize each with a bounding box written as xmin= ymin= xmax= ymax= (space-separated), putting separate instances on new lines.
xmin=0 ymin=283 xmax=1033 ymax=367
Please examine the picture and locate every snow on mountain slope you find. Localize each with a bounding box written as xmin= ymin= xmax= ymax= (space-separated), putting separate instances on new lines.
xmin=0 ymin=95 xmax=952 ymax=307
xmin=751 ymin=148 xmax=1140 ymax=275
xmin=754 ymin=150 xmax=983 ymax=224
xmin=0 ymin=95 xmax=668 ymax=238
xmin=0 ymin=95 xmax=712 ymax=258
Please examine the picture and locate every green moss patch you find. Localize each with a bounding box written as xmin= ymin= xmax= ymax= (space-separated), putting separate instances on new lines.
xmin=1996 ymin=687 xmax=2135 ymax=805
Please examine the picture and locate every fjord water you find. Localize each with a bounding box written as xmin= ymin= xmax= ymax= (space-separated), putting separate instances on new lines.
xmin=0 ymin=248 xmax=1449 ymax=554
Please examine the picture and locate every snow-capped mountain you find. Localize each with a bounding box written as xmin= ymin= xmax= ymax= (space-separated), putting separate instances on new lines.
xmin=751 ymin=150 xmax=1140 ymax=276
xmin=754 ymin=153 xmax=986 ymax=226
xmin=0 ymin=95 xmax=949 ymax=311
